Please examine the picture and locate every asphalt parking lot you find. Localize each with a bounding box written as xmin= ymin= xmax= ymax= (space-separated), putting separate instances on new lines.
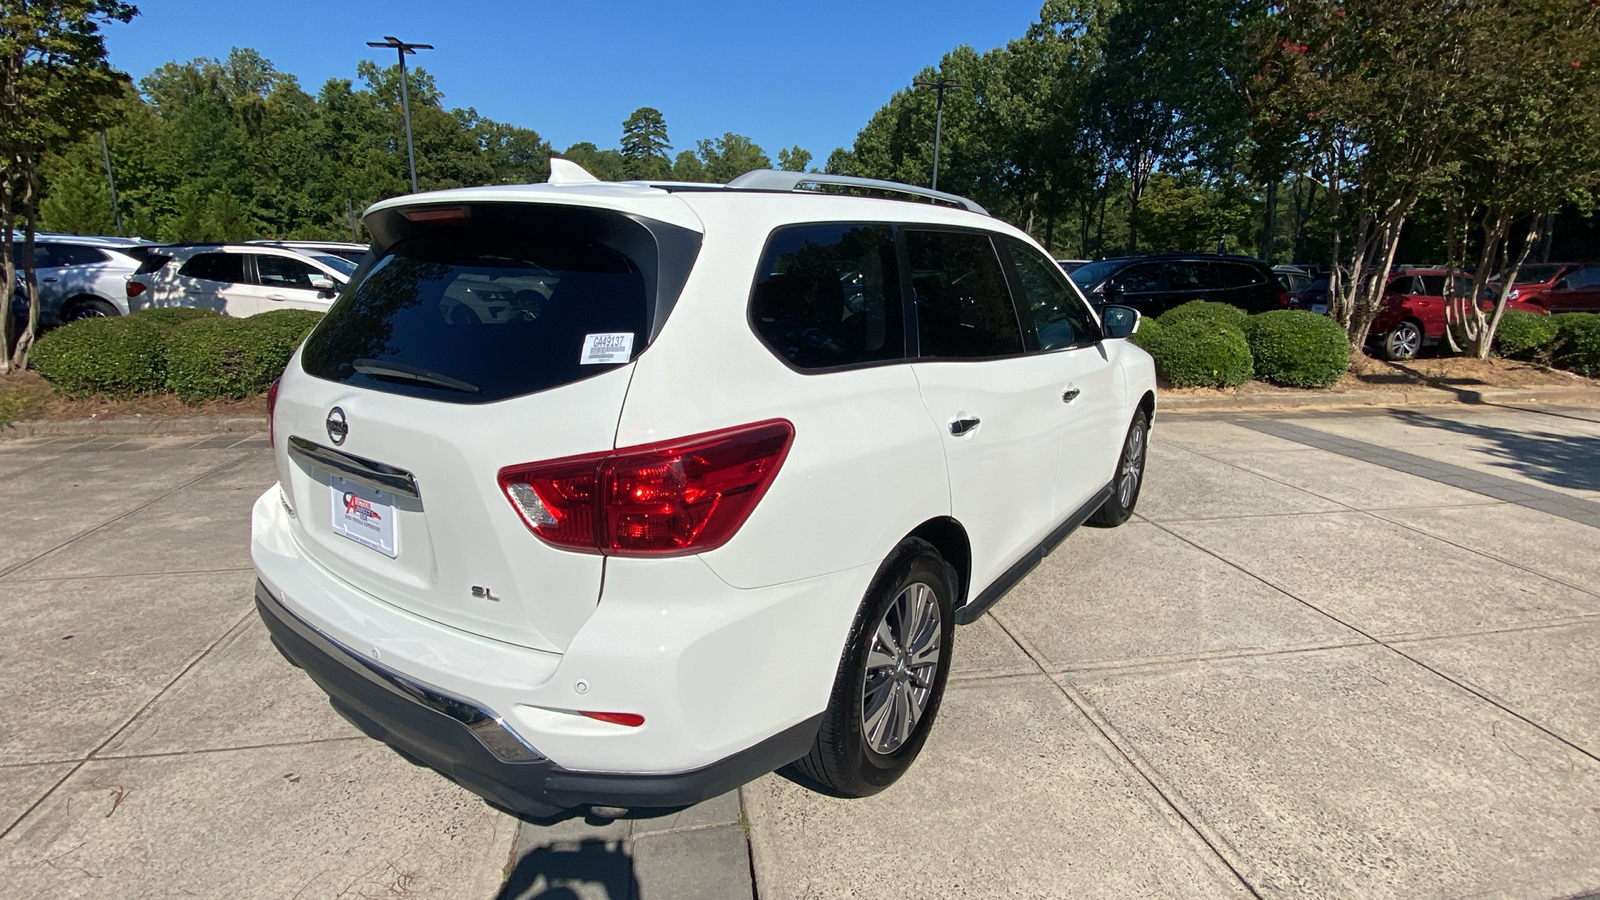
xmin=3 ymin=401 xmax=1600 ymax=898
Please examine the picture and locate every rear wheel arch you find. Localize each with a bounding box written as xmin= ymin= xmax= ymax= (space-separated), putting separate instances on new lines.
xmin=904 ymin=517 xmax=970 ymax=610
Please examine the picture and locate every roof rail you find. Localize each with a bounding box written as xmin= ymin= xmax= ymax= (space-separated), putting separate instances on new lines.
xmin=725 ymin=170 xmax=989 ymax=216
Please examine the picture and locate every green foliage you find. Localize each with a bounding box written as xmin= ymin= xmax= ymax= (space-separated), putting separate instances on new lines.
xmin=1157 ymin=300 xmax=1248 ymax=331
xmin=1552 ymin=314 xmax=1600 ymax=378
xmin=1138 ymin=318 xmax=1253 ymax=388
xmin=164 ymin=310 xmax=322 ymax=402
xmin=696 ymin=133 xmax=773 ymax=183
xmin=1242 ymin=310 xmax=1349 ymax=388
xmin=1128 ymin=312 xmax=1161 ymax=352
xmin=132 ymin=306 xmax=220 ymax=331
xmin=31 ymin=315 xmax=168 ymax=398
xmin=776 ymin=146 xmax=812 ymax=172
xmin=620 ymin=107 xmax=671 ymax=179
xmin=1493 ymin=310 xmax=1562 ymax=361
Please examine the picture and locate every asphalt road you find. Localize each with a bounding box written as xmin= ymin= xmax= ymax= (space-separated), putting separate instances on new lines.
xmin=3 ymin=402 xmax=1600 ymax=898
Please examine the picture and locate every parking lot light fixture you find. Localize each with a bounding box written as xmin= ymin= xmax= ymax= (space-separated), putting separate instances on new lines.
xmin=913 ymin=78 xmax=964 ymax=192
xmin=366 ymin=36 xmax=434 ymax=194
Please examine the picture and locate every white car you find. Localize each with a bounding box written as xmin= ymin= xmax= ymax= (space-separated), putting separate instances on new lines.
xmin=126 ymin=244 xmax=349 ymax=317
xmin=252 ymin=163 xmax=1156 ymax=816
xmin=10 ymin=234 xmax=157 ymax=326
xmin=245 ymin=239 xmax=370 ymax=266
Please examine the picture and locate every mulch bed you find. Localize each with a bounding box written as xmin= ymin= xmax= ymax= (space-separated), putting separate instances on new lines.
xmin=0 ymin=370 xmax=267 ymax=422
xmin=1160 ymin=351 xmax=1594 ymax=398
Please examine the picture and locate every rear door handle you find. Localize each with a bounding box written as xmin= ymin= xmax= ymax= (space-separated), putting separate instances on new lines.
xmin=949 ymin=417 xmax=980 ymax=436
xmin=1062 ymin=387 xmax=1081 ymax=403
xmin=266 ymin=294 xmax=290 ymax=302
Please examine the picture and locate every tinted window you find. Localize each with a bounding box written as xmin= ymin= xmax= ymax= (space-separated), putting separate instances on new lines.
xmin=1565 ymin=266 xmax=1600 ymax=289
xmin=180 ymin=253 xmax=246 ymax=284
xmin=1069 ymin=259 xmax=1121 ymax=289
xmin=1386 ymin=276 xmax=1418 ymax=294
xmin=1116 ymin=263 xmax=1167 ymax=292
xmin=1216 ymin=262 xmax=1266 ymax=288
xmin=750 ymin=223 xmax=903 ymax=369
xmin=135 ymin=253 xmax=172 ymax=275
xmin=36 ymin=244 xmax=108 ymax=268
xmin=254 ymin=254 xmax=323 ymax=289
xmin=1417 ymin=275 xmax=1448 ymax=296
xmin=1513 ymin=265 xmax=1564 ymax=285
xmin=1002 ymin=238 xmax=1100 ymax=351
xmin=1167 ymin=261 xmax=1215 ymax=290
xmin=301 ymin=206 xmax=660 ymax=404
xmin=906 ymin=230 xmax=1022 ymax=359
xmin=312 ymin=254 xmax=359 ymax=276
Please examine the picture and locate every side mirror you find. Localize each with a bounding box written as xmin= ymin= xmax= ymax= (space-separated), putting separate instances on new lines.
xmin=1101 ymin=304 xmax=1141 ymax=340
xmin=309 ymin=275 xmax=337 ymax=296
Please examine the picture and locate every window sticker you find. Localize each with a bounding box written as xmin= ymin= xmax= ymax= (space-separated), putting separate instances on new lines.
xmin=579 ymin=332 xmax=634 ymax=365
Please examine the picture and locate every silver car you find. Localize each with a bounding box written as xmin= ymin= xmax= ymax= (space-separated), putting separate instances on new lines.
xmin=12 ymin=235 xmax=157 ymax=326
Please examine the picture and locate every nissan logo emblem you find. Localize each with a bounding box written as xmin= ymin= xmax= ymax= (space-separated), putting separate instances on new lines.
xmin=326 ymin=407 xmax=349 ymax=445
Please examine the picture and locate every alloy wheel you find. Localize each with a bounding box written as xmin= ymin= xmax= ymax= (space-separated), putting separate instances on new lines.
xmin=1387 ymin=323 xmax=1421 ymax=360
xmin=1118 ymin=421 xmax=1145 ymax=508
xmin=860 ymin=581 xmax=942 ymax=754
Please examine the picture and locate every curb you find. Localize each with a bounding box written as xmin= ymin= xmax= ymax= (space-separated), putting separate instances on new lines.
xmin=0 ymin=414 xmax=267 ymax=439
xmin=1158 ymin=385 xmax=1600 ymax=413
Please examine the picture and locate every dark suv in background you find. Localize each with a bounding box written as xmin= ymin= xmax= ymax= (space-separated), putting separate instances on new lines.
xmin=1069 ymin=254 xmax=1289 ymax=317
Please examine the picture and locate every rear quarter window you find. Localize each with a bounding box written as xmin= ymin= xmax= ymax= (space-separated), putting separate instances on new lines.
xmin=179 ymin=253 xmax=246 ymax=284
xmin=749 ymin=223 xmax=904 ymax=370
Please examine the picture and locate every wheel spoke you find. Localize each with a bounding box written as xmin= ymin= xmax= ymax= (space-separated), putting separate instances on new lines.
xmin=874 ymin=618 xmax=901 ymax=656
xmin=866 ymin=647 xmax=897 ymax=673
xmin=893 ymin=682 xmax=915 ymax=746
xmin=863 ymin=684 xmax=893 ymax=745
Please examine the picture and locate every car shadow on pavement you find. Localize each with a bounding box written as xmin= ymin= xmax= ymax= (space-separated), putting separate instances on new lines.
xmin=1389 ymin=409 xmax=1600 ymax=492
xmin=496 ymin=837 xmax=639 ymax=900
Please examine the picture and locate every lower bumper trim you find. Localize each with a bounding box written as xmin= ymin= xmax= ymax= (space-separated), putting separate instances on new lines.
xmin=256 ymin=580 xmax=821 ymax=817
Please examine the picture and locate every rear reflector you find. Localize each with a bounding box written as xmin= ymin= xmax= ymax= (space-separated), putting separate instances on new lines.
xmin=267 ymin=378 xmax=281 ymax=447
xmin=126 ymin=281 xmax=146 ymax=298
xmin=499 ymin=419 xmax=794 ymax=557
xmin=403 ymin=206 xmax=470 ymax=224
xmin=579 ymin=711 xmax=645 ymax=727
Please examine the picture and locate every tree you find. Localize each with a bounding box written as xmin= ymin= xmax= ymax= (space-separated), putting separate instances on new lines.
xmin=620 ymin=106 xmax=670 ymax=179
xmin=670 ymin=149 xmax=704 ymax=181
xmin=695 ymin=133 xmax=771 ymax=183
xmin=776 ymin=146 xmax=811 ymax=172
xmin=559 ymin=141 xmax=626 ymax=180
xmin=1 ymin=0 xmax=137 ymax=370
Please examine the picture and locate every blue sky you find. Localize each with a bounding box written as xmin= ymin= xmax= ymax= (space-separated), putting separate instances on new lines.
xmin=103 ymin=0 xmax=1044 ymax=162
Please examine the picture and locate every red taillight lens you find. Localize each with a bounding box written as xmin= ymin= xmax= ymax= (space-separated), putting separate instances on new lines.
xmin=266 ymin=378 xmax=281 ymax=447
xmin=1276 ymin=290 xmax=1290 ymax=309
xmin=579 ymin=711 xmax=645 ymax=727
xmin=126 ymin=281 xmax=145 ymax=298
xmin=499 ymin=419 xmax=794 ymax=557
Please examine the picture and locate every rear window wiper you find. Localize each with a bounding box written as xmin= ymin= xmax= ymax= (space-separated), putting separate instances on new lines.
xmin=353 ymin=359 xmax=481 ymax=394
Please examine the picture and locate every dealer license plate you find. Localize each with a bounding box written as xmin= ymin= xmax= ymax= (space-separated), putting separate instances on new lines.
xmin=330 ymin=476 xmax=398 ymax=558
xmin=1311 ymin=303 xmax=1328 ymax=314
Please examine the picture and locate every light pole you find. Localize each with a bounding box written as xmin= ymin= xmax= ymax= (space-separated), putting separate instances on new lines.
xmin=98 ymin=130 xmax=122 ymax=235
xmin=913 ymin=78 xmax=963 ymax=191
xmin=366 ymin=36 xmax=434 ymax=194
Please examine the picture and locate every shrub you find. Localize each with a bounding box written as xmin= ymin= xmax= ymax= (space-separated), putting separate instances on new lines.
xmin=1127 ymin=311 xmax=1160 ymax=353
xmin=30 ymin=315 xmax=168 ymax=398
xmin=1242 ymin=309 xmax=1349 ymax=388
xmin=130 ymin=307 xmax=220 ymax=332
xmin=1157 ymin=300 xmax=1249 ymax=331
xmin=1552 ymin=314 xmax=1600 ymax=377
xmin=165 ymin=310 xmax=323 ymax=402
xmin=1140 ymin=317 xmax=1253 ymax=388
xmin=1492 ymin=310 xmax=1561 ymax=361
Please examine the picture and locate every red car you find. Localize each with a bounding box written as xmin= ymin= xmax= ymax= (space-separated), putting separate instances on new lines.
xmin=1487 ymin=263 xmax=1600 ymax=313
xmin=1370 ymin=268 xmax=1549 ymax=361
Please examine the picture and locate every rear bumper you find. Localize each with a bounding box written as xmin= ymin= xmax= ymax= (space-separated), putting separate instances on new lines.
xmin=256 ymin=580 xmax=819 ymax=816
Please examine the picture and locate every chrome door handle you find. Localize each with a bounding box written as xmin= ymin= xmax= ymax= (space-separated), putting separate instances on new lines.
xmin=41 ymin=277 xmax=57 ymax=283
xmin=949 ymin=417 xmax=980 ymax=436
xmin=266 ymin=294 xmax=289 ymax=301
xmin=1062 ymin=388 xmax=1081 ymax=403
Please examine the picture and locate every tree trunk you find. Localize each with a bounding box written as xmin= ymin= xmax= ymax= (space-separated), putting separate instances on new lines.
xmin=1477 ymin=215 xmax=1542 ymax=360
xmin=0 ymin=169 xmax=14 ymax=375
xmin=1261 ymin=179 xmax=1278 ymax=263
xmin=11 ymin=157 xmax=40 ymax=369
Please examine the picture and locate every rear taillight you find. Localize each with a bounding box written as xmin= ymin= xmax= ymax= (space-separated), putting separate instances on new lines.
xmin=126 ymin=281 xmax=145 ymax=298
xmin=1276 ymin=290 xmax=1290 ymax=309
xmin=267 ymin=378 xmax=281 ymax=447
xmin=499 ymin=419 xmax=794 ymax=557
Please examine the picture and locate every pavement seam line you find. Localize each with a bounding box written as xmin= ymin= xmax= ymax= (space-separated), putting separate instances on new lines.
xmin=1 ymin=565 xmax=259 ymax=584
xmin=0 ymin=448 xmax=264 ymax=580
xmin=0 ymin=736 xmax=371 ymax=769
xmin=0 ymin=602 xmax=258 ymax=841
xmin=986 ymin=614 xmax=1265 ymax=900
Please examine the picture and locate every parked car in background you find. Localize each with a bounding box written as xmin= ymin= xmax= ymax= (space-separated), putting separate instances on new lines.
xmin=10 ymin=234 xmax=157 ymax=326
xmin=1055 ymin=258 xmax=1091 ymax=274
xmin=253 ymin=164 xmax=1156 ymax=816
xmin=246 ymin=239 xmax=369 ymax=264
xmin=127 ymin=244 xmax=349 ymax=317
xmin=1273 ymin=264 xmax=1316 ymax=295
xmin=1068 ymin=254 xmax=1289 ymax=317
xmin=1370 ymin=267 xmax=1549 ymax=360
xmin=1484 ymin=263 xmax=1600 ymax=313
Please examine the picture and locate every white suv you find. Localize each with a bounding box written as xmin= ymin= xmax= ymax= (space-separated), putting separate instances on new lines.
xmin=252 ymin=164 xmax=1156 ymax=816
xmin=126 ymin=244 xmax=349 ymax=317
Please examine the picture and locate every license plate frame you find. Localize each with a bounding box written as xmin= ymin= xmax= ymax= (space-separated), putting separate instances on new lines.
xmin=329 ymin=476 xmax=399 ymax=558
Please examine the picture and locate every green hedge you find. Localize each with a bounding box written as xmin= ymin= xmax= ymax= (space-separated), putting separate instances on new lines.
xmin=165 ymin=310 xmax=324 ymax=402
xmin=31 ymin=315 xmax=168 ymax=398
xmin=1243 ymin=310 xmax=1349 ymax=388
xmin=1552 ymin=314 xmax=1600 ymax=377
xmin=32 ymin=307 xmax=321 ymax=402
xmin=1128 ymin=312 xmax=1161 ymax=353
xmin=1139 ymin=317 xmax=1254 ymax=388
xmin=1493 ymin=310 xmax=1561 ymax=361
xmin=1157 ymin=300 xmax=1249 ymax=331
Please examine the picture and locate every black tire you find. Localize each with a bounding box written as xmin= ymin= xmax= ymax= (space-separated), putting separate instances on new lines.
xmin=787 ymin=538 xmax=956 ymax=798
xmin=1383 ymin=320 xmax=1423 ymax=361
xmin=1089 ymin=409 xmax=1149 ymax=528
xmin=63 ymin=297 xmax=118 ymax=322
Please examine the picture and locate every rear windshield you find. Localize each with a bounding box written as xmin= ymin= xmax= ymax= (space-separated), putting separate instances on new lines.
xmin=301 ymin=205 xmax=678 ymax=404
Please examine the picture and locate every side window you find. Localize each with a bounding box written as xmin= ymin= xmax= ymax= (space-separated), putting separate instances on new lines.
xmin=1116 ymin=264 xmax=1166 ymax=293
xmin=749 ymin=223 xmax=903 ymax=370
xmin=1386 ymin=276 xmax=1417 ymax=295
xmin=179 ymin=253 xmax=246 ymax=284
xmin=30 ymin=245 xmax=58 ymax=269
xmin=1167 ymin=261 xmax=1212 ymax=291
xmin=1217 ymin=263 xmax=1265 ymax=288
xmin=1567 ymin=266 xmax=1600 ymax=289
xmin=1417 ymin=275 xmax=1448 ymax=296
xmin=1001 ymin=237 xmax=1100 ymax=351
xmin=254 ymin=254 xmax=321 ymax=289
xmin=905 ymin=229 xmax=1023 ymax=359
